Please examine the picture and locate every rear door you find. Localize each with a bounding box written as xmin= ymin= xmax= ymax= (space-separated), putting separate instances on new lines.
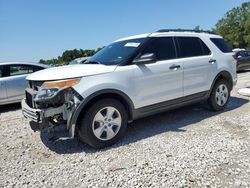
xmin=0 ymin=65 xmax=7 ymax=103
xmin=176 ymin=37 xmax=214 ymax=96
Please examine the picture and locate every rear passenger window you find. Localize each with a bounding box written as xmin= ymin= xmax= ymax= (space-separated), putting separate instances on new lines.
xmin=142 ymin=37 xmax=176 ymax=61
xmin=176 ymin=37 xmax=210 ymax=58
xmin=210 ymin=38 xmax=232 ymax=53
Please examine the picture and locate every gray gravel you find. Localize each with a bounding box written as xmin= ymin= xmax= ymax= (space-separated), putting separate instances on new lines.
xmin=0 ymin=71 xmax=250 ymax=188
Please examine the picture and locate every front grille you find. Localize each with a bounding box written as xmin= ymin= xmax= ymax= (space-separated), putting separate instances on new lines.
xmin=25 ymin=90 xmax=33 ymax=108
xmin=25 ymin=88 xmax=38 ymax=108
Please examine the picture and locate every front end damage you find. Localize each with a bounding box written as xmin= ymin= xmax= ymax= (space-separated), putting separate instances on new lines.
xmin=21 ymin=80 xmax=83 ymax=138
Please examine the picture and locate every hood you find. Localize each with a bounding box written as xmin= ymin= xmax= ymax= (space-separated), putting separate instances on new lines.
xmin=27 ymin=64 xmax=117 ymax=81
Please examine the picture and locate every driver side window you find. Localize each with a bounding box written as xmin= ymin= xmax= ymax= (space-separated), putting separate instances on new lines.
xmin=142 ymin=37 xmax=177 ymax=61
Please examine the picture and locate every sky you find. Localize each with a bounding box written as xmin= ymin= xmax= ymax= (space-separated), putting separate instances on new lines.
xmin=0 ymin=0 xmax=247 ymax=62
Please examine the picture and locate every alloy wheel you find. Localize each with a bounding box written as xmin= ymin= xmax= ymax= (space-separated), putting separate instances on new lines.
xmin=92 ymin=106 xmax=122 ymax=141
xmin=215 ymin=84 xmax=229 ymax=106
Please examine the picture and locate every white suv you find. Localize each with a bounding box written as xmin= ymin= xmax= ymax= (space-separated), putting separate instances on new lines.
xmin=22 ymin=29 xmax=237 ymax=148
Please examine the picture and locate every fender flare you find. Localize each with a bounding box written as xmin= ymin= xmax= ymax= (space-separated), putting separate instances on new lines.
xmin=68 ymin=89 xmax=135 ymax=137
xmin=208 ymin=71 xmax=233 ymax=96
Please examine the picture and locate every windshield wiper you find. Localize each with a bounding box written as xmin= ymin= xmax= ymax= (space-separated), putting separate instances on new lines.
xmin=84 ymin=61 xmax=101 ymax=65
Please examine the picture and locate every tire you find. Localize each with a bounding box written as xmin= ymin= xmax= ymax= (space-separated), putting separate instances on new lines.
xmin=78 ymin=98 xmax=128 ymax=148
xmin=208 ymin=79 xmax=230 ymax=111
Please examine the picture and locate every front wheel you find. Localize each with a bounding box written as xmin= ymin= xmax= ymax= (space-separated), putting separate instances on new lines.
xmin=78 ymin=98 xmax=128 ymax=148
xmin=208 ymin=79 xmax=230 ymax=111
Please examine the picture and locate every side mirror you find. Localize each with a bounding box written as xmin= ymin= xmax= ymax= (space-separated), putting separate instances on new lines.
xmin=133 ymin=53 xmax=156 ymax=65
xmin=237 ymin=55 xmax=242 ymax=59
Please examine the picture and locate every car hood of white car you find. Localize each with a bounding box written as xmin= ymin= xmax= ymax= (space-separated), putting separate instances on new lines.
xmin=27 ymin=64 xmax=117 ymax=81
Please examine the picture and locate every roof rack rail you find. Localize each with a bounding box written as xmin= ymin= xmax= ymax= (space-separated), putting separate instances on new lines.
xmin=157 ymin=29 xmax=217 ymax=35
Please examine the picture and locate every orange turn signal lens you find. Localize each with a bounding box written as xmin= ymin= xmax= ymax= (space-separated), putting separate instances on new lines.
xmin=41 ymin=78 xmax=80 ymax=89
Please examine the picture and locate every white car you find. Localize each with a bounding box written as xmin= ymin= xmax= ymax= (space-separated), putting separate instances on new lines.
xmin=22 ymin=29 xmax=237 ymax=148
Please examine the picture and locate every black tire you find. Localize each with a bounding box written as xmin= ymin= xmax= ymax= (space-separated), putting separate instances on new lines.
xmin=208 ymin=79 xmax=231 ymax=111
xmin=78 ymin=98 xmax=128 ymax=148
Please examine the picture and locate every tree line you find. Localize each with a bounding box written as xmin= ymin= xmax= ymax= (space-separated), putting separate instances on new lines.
xmin=40 ymin=2 xmax=250 ymax=65
xmin=39 ymin=48 xmax=103 ymax=65
xmin=214 ymin=2 xmax=250 ymax=49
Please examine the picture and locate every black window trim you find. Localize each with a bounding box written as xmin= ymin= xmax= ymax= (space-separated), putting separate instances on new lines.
xmin=175 ymin=36 xmax=212 ymax=59
xmin=128 ymin=36 xmax=178 ymax=64
xmin=33 ymin=65 xmax=45 ymax=72
xmin=4 ymin=64 xmax=35 ymax=77
xmin=120 ymin=37 xmax=153 ymax=66
xmin=199 ymin=38 xmax=212 ymax=56
xmin=141 ymin=36 xmax=178 ymax=62
xmin=210 ymin=38 xmax=232 ymax=53
xmin=0 ymin=65 xmax=3 ymax=78
xmin=0 ymin=64 xmax=45 ymax=78
xmin=122 ymin=36 xmax=212 ymax=66
xmin=0 ymin=65 xmax=9 ymax=77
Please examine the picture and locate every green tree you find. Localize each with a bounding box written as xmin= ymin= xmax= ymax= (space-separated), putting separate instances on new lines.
xmin=214 ymin=2 xmax=250 ymax=49
xmin=39 ymin=47 xmax=103 ymax=65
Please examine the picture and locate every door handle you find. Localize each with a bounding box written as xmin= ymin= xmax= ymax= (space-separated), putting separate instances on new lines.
xmin=209 ymin=59 xmax=216 ymax=64
xmin=169 ymin=64 xmax=181 ymax=70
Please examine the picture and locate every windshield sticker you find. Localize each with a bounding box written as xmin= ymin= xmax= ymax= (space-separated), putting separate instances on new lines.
xmin=124 ymin=43 xmax=140 ymax=47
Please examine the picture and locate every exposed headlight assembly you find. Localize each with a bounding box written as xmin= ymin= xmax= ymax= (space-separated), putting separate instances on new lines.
xmin=34 ymin=78 xmax=80 ymax=102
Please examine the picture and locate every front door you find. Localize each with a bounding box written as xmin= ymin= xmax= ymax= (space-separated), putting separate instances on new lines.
xmin=133 ymin=37 xmax=183 ymax=108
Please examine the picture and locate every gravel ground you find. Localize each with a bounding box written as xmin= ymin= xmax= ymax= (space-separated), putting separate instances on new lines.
xmin=0 ymin=71 xmax=250 ymax=188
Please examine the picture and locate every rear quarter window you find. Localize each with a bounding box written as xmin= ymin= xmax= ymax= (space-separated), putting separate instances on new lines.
xmin=210 ymin=38 xmax=232 ymax=53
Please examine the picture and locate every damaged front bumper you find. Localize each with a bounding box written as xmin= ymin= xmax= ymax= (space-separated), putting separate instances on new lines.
xmin=21 ymin=87 xmax=82 ymax=139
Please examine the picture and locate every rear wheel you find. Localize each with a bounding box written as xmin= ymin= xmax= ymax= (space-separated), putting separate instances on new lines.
xmin=208 ymin=79 xmax=230 ymax=111
xmin=78 ymin=98 xmax=128 ymax=148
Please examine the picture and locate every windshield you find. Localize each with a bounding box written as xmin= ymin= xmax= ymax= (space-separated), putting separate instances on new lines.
xmin=85 ymin=38 xmax=146 ymax=65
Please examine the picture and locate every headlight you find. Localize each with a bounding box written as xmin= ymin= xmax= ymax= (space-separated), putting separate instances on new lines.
xmin=34 ymin=78 xmax=80 ymax=102
xmin=41 ymin=78 xmax=80 ymax=89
